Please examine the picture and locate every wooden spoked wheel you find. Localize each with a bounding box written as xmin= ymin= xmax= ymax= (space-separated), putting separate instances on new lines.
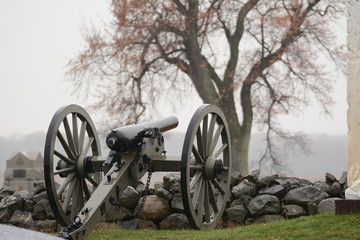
xmin=44 ymin=105 xmax=102 ymax=227
xmin=181 ymin=104 xmax=232 ymax=229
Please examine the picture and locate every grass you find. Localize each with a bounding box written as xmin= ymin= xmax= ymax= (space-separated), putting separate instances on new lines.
xmin=87 ymin=212 xmax=360 ymax=240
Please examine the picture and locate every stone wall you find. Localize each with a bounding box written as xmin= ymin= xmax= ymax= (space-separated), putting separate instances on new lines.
xmin=0 ymin=171 xmax=347 ymax=232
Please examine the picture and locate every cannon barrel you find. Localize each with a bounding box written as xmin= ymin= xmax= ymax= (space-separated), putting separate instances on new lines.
xmin=106 ymin=116 xmax=178 ymax=153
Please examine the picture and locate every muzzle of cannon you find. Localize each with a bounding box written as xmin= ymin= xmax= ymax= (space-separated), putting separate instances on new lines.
xmin=44 ymin=104 xmax=232 ymax=239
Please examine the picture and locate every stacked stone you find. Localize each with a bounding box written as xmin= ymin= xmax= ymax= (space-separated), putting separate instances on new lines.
xmin=0 ymin=171 xmax=348 ymax=232
xmin=223 ymin=170 xmax=347 ymax=227
xmin=0 ymin=181 xmax=57 ymax=232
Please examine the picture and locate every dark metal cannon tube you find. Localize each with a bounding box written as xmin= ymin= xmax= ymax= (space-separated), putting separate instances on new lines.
xmin=106 ymin=116 xmax=179 ymax=153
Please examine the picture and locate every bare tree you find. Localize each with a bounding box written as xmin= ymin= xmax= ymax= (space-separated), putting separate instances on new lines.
xmin=67 ymin=0 xmax=345 ymax=175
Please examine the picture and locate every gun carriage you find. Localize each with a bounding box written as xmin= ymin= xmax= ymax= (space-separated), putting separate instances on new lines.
xmin=44 ymin=104 xmax=232 ymax=239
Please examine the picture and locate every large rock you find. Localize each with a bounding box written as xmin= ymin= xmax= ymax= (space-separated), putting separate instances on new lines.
xmin=317 ymin=197 xmax=342 ymax=214
xmin=171 ymin=193 xmax=184 ymax=212
xmin=283 ymin=186 xmax=328 ymax=207
xmin=0 ymin=193 xmax=24 ymax=213
xmin=119 ymin=186 xmax=140 ymax=209
xmin=33 ymin=181 xmax=46 ymax=195
xmin=259 ymin=185 xmax=286 ymax=199
xmin=0 ymin=208 xmax=13 ymax=223
xmin=328 ymin=182 xmax=342 ymax=197
xmin=136 ymin=195 xmax=171 ymax=221
xmin=256 ymin=175 xmax=279 ymax=190
xmin=104 ymin=206 xmax=132 ymax=222
xmin=325 ymin=172 xmax=338 ymax=184
xmin=33 ymin=191 xmax=47 ymax=204
xmin=231 ymin=171 xmax=244 ymax=187
xmin=8 ymin=210 xmax=33 ymax=229
xmin=280 ymin=178 xmax=302 ymax=192
xmin=163 ymin=173 xmax=181 ymax=193
xmin=313 ymin=181 xmax=331 ymax=193
xmin=33 ymin=199 xmax=53 ymax=220
xmin=155 ymin=187 xmax=173 ymax=201
xmin=245 ymin=170 xmax=260 ymax=183
xmin=159 ymin=213 xmax=191 ymax=229
xmin=247 ymin=194 xmax=281 ymax=217
xmin=283 ymin=205 xmax=306 ymax=219
xmin=225 ymin=204 xmax=248 ymax=225
xmin=0 ymin=187 xmax=16 ymax=201
xmin=232 ymin=179 xmax=257 ymax=198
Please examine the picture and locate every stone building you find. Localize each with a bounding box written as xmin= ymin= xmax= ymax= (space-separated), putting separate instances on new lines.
xmin=3 ymin=152 xmax=44 ymax=191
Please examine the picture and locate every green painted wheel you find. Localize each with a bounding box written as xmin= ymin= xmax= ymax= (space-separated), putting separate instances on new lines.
xmin=181 ymin=104 xmax=232 ymax=229
xmin=44 ymin=105 xmax=102 ymax=227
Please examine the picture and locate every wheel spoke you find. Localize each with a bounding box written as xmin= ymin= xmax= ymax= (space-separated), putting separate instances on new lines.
xmin=57 ymin=131 xmax=75 ymax=160
xmin=190 ymin=171 xmax=203 ymax=191
xmin=196 ymin=128 xmax=204 ymax=158
xmin=192 ymin=146 xmax=204 ymax=164
xmin=191 ymin=174 xmax=203 ymax=207
xmin=82 ymin=180 xmax=91 ymax=201
xmin=196 ymin=181 xmax=205 ymax=221
xmin=202 ymin=115 xmax=208 ymax=156
xmin=71 ymin=179 xmax=80 ymax=219
xmin=82 ymin=137 xmax=94 ymax=156
xmin=208 ymin=181 xmax=219 ymax=213
xmin=209 ymin=125 xmax=223 ymax=156
xmin=206 ymin=114 xmax=217 ymax=154
xmin=57 ymin=173 xmax=75 ymax=196
xmin=62 ymin=178 xmax=76 ymax=212
xmin=72 ymin=113 xmax=79 ymax=154
xmin=54 ymin=150 xmax=75 ymax=165
xmin=79 ymin=121 xmax=87 ymax=154
xmin=63 ymin=117 xmax=77 ymax=156
xmin=86 ymin=174 xmax=99 ymax=187
xmin=211 ymin=179 xmax=225 ymax=194
xmin=213 ymin=143 xmax=227 ymax=158
xmin=54 ymin=166 xmax=75 ymax=175
xmin=204 ymin=181 xmax=210 ymax=223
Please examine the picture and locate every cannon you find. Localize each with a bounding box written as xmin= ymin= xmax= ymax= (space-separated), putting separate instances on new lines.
xmin=44 ymin=104 xmax=232 ymax=239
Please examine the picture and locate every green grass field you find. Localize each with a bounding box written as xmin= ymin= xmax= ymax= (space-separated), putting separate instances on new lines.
xmin=87 ymin=212 xmax=360 ymax=240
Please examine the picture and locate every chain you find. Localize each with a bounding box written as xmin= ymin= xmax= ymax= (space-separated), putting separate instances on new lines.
xmin=134 ymin=168 xmax=152 ymax=218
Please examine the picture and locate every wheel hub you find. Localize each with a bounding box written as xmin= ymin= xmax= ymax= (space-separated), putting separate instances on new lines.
xmin=75 ymin=155 xmax=86 ymax=179
xmin=204 ymin=156 xmax=224 ymax=180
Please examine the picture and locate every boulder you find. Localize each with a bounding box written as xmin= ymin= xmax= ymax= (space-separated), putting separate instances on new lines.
xmin=231 ymin=171 xmax=244 ymax=187
xmin=247 ymin=194 xmax=281 ymax=217
xmin=230 ymin=195 xmax=253 ymax=207
xmin=33 ymin=191 xmax=47 ymax=204
xmin=259 ymin=185 xmax=286 ymax=199
xmin=104 ymin=206 xmax=132 ymax=222
xmin=0 ymin=193 xmax=24 ymax=213
xmin=159 ymin=213 xmax=191 ymax=229
xmin=283 ymin=205 xmax=306 ymax=219
xmin=33 ymin=181 xmax=46 ymax=195
xmin=328 ymin=182 xmax=342 ymax=197
xmin=325 ymin=172 xmax=338 ymax=184
xmin=252 ymin=215 xmax=285 ymax=224
xmin=163 ymin=173 xmax=181 ymax=193
xmin=280 ymin=178 xmax=302 ymax=192
xmin=9 ymin=210 xmax=33 ymax=229
xmin=119 ymin=186 xmax=140 ymax=209
xmin=33 ymin=199 xmax=52 ymax=220
xmin=283 ymin=186 xmax=328 ymax=208
xmin=256 ymin=174 xmax=279 ymax=190
xmin=171 ymin=193 xmax=184 ymax=212
xmin=232 ymin=179 xmax=257 ymax=198
xmin=313 ymin=181 xmax=331 ymax=193
xmin=155 ymin=187 xmax=173 ymax=201
xmin=245 ymin=170 xmax=260 ymax=184
xmin=0 ymin=186 xmax=16 ymax=201
xmin=339 ymin=171 xmax=347 ymax=186
xmin=225 ymin=204 xmax=248 ymax=225
xmin=135 ymin=195 xmax=171 ymax=221
xmin=317 ymin=197 xmax=342 ymax=214
xmin=0 ymin=208 xmax=13 ymax=223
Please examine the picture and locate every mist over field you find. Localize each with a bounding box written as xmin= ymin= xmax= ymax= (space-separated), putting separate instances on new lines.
xmin=0 ymin=131 xmax=346 ymax=186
